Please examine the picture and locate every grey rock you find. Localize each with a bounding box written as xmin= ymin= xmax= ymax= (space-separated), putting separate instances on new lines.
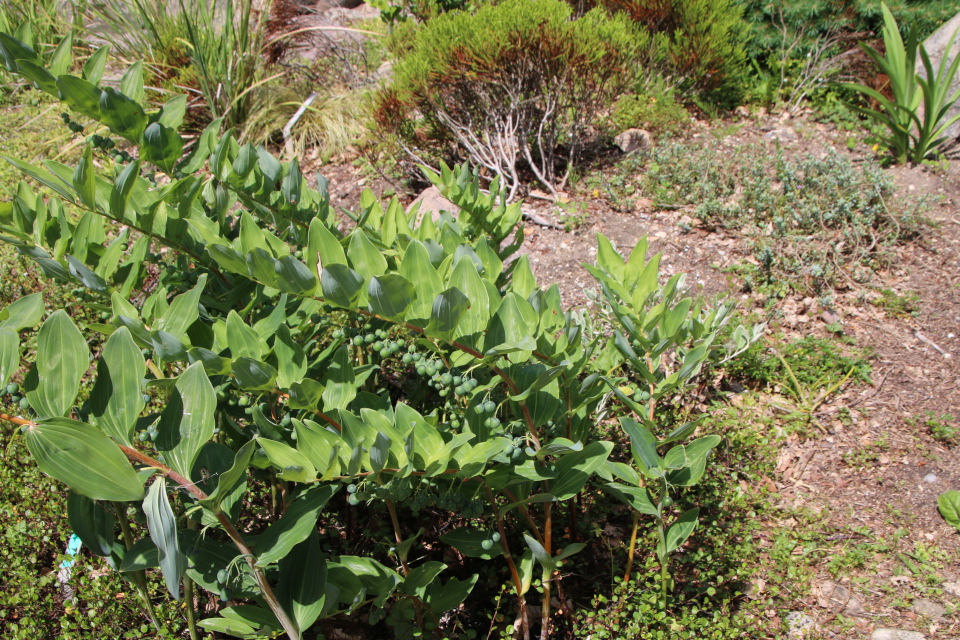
xmin=922 ymin=473 xmax=938 ymax=483
xmin=821 ymin=309 xmax=841 ymax=325
xmin=406 ymin=186 xmax=459 ymax=224
xmin=764 ymin=127 xmax=797 ymax=141
xmin=816 ymin=580 xmax=866 ymax=616
xmin=919 ymin=11 xmax=960 ymax=142
xmin=872 ymin=630 xmax=926 ymax=640
xmin=913 ymin=597 xmax=946 ymax=619
xmin=785 ymin=611 xmax=817 ymax=638
xmin=614 ymin=128 xmax=652 ymax=154
xmin=943 ymin=581 xmax=960 ymax=597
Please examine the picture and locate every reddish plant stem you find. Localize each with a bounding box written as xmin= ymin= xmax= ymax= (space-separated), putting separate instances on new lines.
xmin=115 ymin=446 xmax=299 ymax=639
xmin=484 ymin=483 xmax=529 ymax=640
xmin=501 ymin=488 xmax=544 ymax=545
xmin=541 ymin=497 xmax=553 ymax=640
xmin=1 ymin=413 xmax=298 ymax=640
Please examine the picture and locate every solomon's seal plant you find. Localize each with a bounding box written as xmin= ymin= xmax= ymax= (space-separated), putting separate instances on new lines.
xmin=0 ymin=29 xmax=760 ymax=639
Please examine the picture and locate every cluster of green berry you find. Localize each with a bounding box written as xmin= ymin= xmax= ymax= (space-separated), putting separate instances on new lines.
xmin=88 ymin=133 xmax=115 ymax=152
xmin=345 ymin=477 xmax=414 ymax=506
xmin=474 ymin=399 xmax=500 ymax=429
xmin=215 ymin=569 xmax=236 ymax=602
xmin=137 ymin=421 xmax=160 ymax=443
xmin=502 ymin=439 xmax=532 ymax=464
xmin=61 ymin=111 xmax=83 ymax=133
xmin=631 ymin=387 xmax=651 ymax=403
xmin=2 ymin=383 xmax=29 ymax=412
xmin=332 ymin=325 xmax=405 ymax=360
xmin=436 ymin=489 xmax=485 ymax=518
xmin=479 ymin=531 xmax=502 ymax=551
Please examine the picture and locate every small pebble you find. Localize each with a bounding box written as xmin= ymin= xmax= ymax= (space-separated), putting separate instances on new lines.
xmin=922 ymin=473 xmax=938 ymax=484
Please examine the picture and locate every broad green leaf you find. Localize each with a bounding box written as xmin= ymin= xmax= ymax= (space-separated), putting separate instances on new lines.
xmin=347 ymin=230 xmax=387 ymax=283
xmin=402 ymin=561 xmax=446 ymax=598
xmin=662 ymin=298 xmax=692 ymax=338
xmin=156 ymin=362 xmax=215 ymax=479
xmin=2 ymin=155 xmax=75 ymax=201
xmin=321 ymin=345 xmax=355 ymax=411
xmin=447 ymin=256 xmax=490 ymax=348
xmin=219 ymin=606 xmax=283 ymax=634
xmin=423 ymin=574 xmax=478 ymax=614
xmin=178 ymin=118 xmax=222 ymax=174
xmin=26 ymin=310 xmax=87 ymax=418
xmin=549 ymin=440 xmax=613 ymax=501
xmin=120 ymin=61 xmax=145 ymax=104
xmin=255 ymin=485 xmax=339 ymax=566
xmin=335 ymin=556 xmax=401 ymax=606
xmin=440 ymin=529 xmax=503 ymax=560
xmin=258 ymin=438 xmax=316 ymax=482
xmin=158 ymin=94 xmax=187 ymax=129
xmin=226 ymin=310 xmax=267 ymax=360
xmin=197 ymin=618 xmax=258 ymax=637
xmin=368 ymin=274 xmax=415 ymax=319
xmin=233 ymin=142 xmax=257 ymax=177
xmin=399 ymin=240 xmax=442 ymax=325
xmin=664 ymin=507 xmax=700 ymax=554
xmin=595 ymin=233 xmax=625 ymax=281
xmin=157 ymin=275 xmax=207 ymax=342
xmin=72 ymin=144 xmax=96 ymax=208
xmin=0 ymin=328 xmax=19 ymax=388
xmin=511 ymin=254 xmax=536 ymax=299
xmin=67 ymin=492 xmax=115 ymax=557
xmin=522 ymin=533 xmax=555 ymax=574
xmin=620 ymin=417 xmax=662 ymax=478
xmin=293 ymin=420 xmax=339 ymax=473
xmin=50 ymin=29 xmax=73 ymax=77
xmin=320 ymin=263 xmax=363 ymax=309
xmin=0 ymin=292 xmax=43 ymax=330
xmin=90 ymin=327 xmax=145 ymax=445
xmin=16 ymin=59 xmax=57 ymax=96
xmin=66 ymin=255 xmax=108 ymax=292
xmin=25 ymin=417 xmax=144 ymax=501
xmin=486 ymin=292 xmax=532 ymax=361
xmin=427 ymin=287 xmax=468 ymax=338
xmin=602 ymin=482 xmax=658 ymax=516
xmin=257 ymin=145 xmax=282 ymax=183
xmin=56 ymin=75 xmax=101 ymax=121
xmin=278 ymin=530 xmax=326 ymax=633
xmin=275 ymin=255 xmax=317 ymax=294
xmin=455 ymin=438 xmax=510 ymax=477
xmin=274 ymin=324 xmax=306 ymax=388
xmin=282 ymin=157 xmax=302 ymax=205
xmin=198 ymin=440 xmax=255 ymax=512
xmin=142 ymin=122 xmax=183 ymax=175
xmin=109 ymin=160 xmax=140 ymax=218
xmin=369 ymin=431 xmax=390 ymax=473
xmin=938 ymin=490 xmax=960 ymax=530
xmin=100 ymin=87 xmax=147 ymax=143
xmin=306 ymin=218 xmax=346 ymax=276
xmin=150 ymin=330 xmax=187 ymax=362
xmin=287 ymin=379 xmax=324 ymax=410
xmin=0 ymin=32 xmax=39 ymax=72
xmin=118 ymin=537 xmax=160 ymax=572
xmin=144 ymin=476 xmax=185 ymax=600
xmin=231 ymin=357 xmax=277 ymax=390
xmin=82 ymin=45 xmax=109 ymax=84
